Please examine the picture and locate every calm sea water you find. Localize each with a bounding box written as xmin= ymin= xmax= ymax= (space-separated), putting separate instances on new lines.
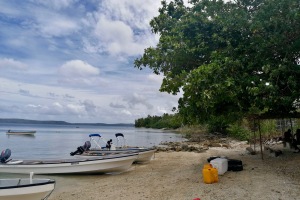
xmin=0 ymin=123 xmax=185 ymax=160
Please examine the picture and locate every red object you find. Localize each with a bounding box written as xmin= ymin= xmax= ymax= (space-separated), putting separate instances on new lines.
xmin=193 ymin=198 xmax=200 ymax=200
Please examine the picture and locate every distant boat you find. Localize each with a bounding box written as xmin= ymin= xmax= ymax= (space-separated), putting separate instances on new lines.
xmin=0 ymin=172 xmax=55 ymax=200
xmin=6 ymin=130 xmax=36 ymax=135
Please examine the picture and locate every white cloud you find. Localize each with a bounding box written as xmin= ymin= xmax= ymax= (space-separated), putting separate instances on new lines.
xmin=59 ymin=60 xmax=100 ymax=77
xmin=123 ymin=93 xmax=153 ymax=110
xmin=147 ymin=74 xmax=164 ymax=84
xmin=0 ymin=58 xmax=27 ymax=70
xmin=29 ymin=0 xmax=77 ymax=10
xmin=82 ymin=0 xmax=159 ymax=56
xmin=57 ymin=60 xmax=102 ymax=87
xmin=0 ymin=1 xmax=183 ymax=123
xmin=98 ymin=0 xmax=160 ymax=30
xmin=121 ymin=109 xmax=132 ymax=116
xmin=33 ymin=13 xmax=80 ymax=37
xmin=93 ymin=16 xmax=148 ymax=56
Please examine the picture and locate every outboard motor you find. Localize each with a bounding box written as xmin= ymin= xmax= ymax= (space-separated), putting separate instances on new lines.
xmin=70 ymin=141 xmax=91 ymax=156
xmin=0 ymin=149 xmax=11 ymax=163
xmin=83 ymin=141 xmax=91 ymax=151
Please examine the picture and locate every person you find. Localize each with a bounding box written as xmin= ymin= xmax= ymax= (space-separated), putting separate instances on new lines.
xmin=283 ymin=129 xmax=293 ymax=148
xmin=292 ymin=129 xmax=300 ymax=153
xmin=106 ymin=139 xmax=113 ymax=150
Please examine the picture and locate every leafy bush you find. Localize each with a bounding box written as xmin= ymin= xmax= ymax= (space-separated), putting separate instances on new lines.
xmin=227 ymin=123 xmax=251 ymax=141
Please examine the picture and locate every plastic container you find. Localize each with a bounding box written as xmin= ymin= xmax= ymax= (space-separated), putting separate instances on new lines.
xmin=202 ymin=165 xmax=218 ymax=184
xmin=210 ymin=158 xmax=228 ymax=175
xmin=203 ymin=163 xmax=213 ymax=169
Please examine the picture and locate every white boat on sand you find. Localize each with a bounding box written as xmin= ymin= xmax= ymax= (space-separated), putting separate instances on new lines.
xmin=71 ymin=133 xmax=156 ymax=163
xmin=0 ymin=149 xmax=138 ymax=175
xmin=0 ymin=173 xmax=55 ymax=200
xmin=6 ymin=130 xmax=36 ymax=135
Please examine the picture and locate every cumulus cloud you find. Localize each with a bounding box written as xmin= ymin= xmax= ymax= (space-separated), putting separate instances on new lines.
xmin=83 ymin=0 xmax=159 ymax=56
xmin=82 ymin=99 xmax=97 ymax=114
xmin=98 ymin=0 xmax=160 ymax=30
xmin=123 ymin=93 xmax=153 ymax=110
xmin=93 ymin=15 xmax=151 ymax=56
xmin=59 ymin=60 xmax=100 ymax=77
xmin=57 ymin=60 xmax=103 ymax=87
xmin=0 ymin=58 xmax=27 ymax=70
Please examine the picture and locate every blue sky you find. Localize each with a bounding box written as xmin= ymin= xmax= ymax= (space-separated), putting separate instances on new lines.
xmin=0 ymin=0 xmax=181 ymax=124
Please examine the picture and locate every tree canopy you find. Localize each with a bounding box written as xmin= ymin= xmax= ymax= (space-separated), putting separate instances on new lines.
xmin=135 ymin=0 xmax=300 ymax=131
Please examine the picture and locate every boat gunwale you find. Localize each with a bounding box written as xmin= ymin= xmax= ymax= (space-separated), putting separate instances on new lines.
xmin=4 ymin=153 xmax=139 ymax=165
xmin=0 ymin=179 xmax=55 ymax=190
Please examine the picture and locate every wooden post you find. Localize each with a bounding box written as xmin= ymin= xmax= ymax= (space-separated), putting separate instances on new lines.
xmin=289 ymin=118 xmax=294 ymax=134
xmin=258 ymin=119 xmax=263 ymax=160
xmin=253 ymin=119 xmax=256 ymax=152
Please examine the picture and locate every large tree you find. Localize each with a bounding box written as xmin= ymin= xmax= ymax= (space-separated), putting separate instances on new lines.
xmin=135 ymin=0 xmax=300 ymax=131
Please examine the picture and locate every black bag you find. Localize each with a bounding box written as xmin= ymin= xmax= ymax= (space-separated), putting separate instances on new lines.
xmin=228 ymin=159 xmax=243 ymax=171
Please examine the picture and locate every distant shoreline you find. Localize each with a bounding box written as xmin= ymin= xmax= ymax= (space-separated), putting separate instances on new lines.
xmin=0 ymin=118 xmax=134 ymax=127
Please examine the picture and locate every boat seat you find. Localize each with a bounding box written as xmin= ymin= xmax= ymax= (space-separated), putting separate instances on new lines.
xmin=41 ymin=160 xmax=64 ymax=164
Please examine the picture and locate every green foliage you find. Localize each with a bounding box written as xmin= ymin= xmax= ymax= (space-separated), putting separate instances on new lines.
xmin=176 ymin=124 xmax=208 ymax=139
xmin=227 ymin=122 xmax=252 ymax=141
xmin=135 ymin=0 xmax=300 ymax=133
xmin=259 ymin=120 xmax=279 ymax=137
xmin=135 ymin=113 xmax=182 ymax=129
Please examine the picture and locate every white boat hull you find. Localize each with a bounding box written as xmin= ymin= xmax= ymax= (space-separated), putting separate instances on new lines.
xmin=6 ymin=131 xmax=36 ymax=135
xmin=0 ymin=154 xmax=138 ymax=174
xmin=0 ymin=178 xmax=55 ymax=200
xmin=135 ymin=149 xmax=155 ymax=163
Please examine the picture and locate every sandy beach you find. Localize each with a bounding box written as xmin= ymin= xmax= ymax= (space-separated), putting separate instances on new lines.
xmin=47 ymin=142 xmax=300 ymax=200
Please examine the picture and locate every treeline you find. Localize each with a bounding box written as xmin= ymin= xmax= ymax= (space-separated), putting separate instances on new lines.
xmin=134 ymin=0 xmax=300 ymax=135
xmin=0 ymin=118 xmax=134 ymax=127
xmin=135 ymin=113 xmax=182 ymax=129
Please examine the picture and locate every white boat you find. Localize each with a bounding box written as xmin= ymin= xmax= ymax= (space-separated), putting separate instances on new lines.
xmin=82 ymin=148 xmax=156 ymax=163
xmin=71 ymin=133 xmax=156 ymax=163
xmin=0 ymin=173 xmax=55 ymax=200
xmin=6 ymin=130 xmax=36 ymax=135
xmin=0 ymin=149 xmax=138 ymax=174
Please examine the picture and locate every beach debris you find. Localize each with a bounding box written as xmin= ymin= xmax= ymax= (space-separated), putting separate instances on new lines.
xmin=246 ymin=147 xmax=256 ymax=155
xmin=264 ymin=146 xmax=283 ymax=157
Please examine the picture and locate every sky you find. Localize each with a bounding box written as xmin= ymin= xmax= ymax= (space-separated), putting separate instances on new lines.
xmin=0 ymin=0 xmax=181 ymax=124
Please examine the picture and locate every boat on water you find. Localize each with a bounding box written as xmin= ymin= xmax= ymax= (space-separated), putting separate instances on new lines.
xmin=0 ymin=172 xmax=55 ymax=200
xmin=0 ymin=149 xmax=138 ymax=175
xmin=6 ymin=130 xmax=36 ymax=135
xmin=71 ymin=133 xmax=156 ymax=163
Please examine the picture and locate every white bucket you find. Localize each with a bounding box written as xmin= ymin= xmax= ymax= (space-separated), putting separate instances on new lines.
xmin=210 ymin=158 xmax=228 ymax=175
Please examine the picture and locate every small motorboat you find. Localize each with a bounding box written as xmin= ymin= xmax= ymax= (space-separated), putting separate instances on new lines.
xmin=71 ymin=133 xmax=156 ymax=163
xmin=0 ymin=148 xmax=138 ymax=175
xmin=6 ymin=130 xmax=36 ymax=135
xmin=0 ymin=172 xmax=55 ymax=200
